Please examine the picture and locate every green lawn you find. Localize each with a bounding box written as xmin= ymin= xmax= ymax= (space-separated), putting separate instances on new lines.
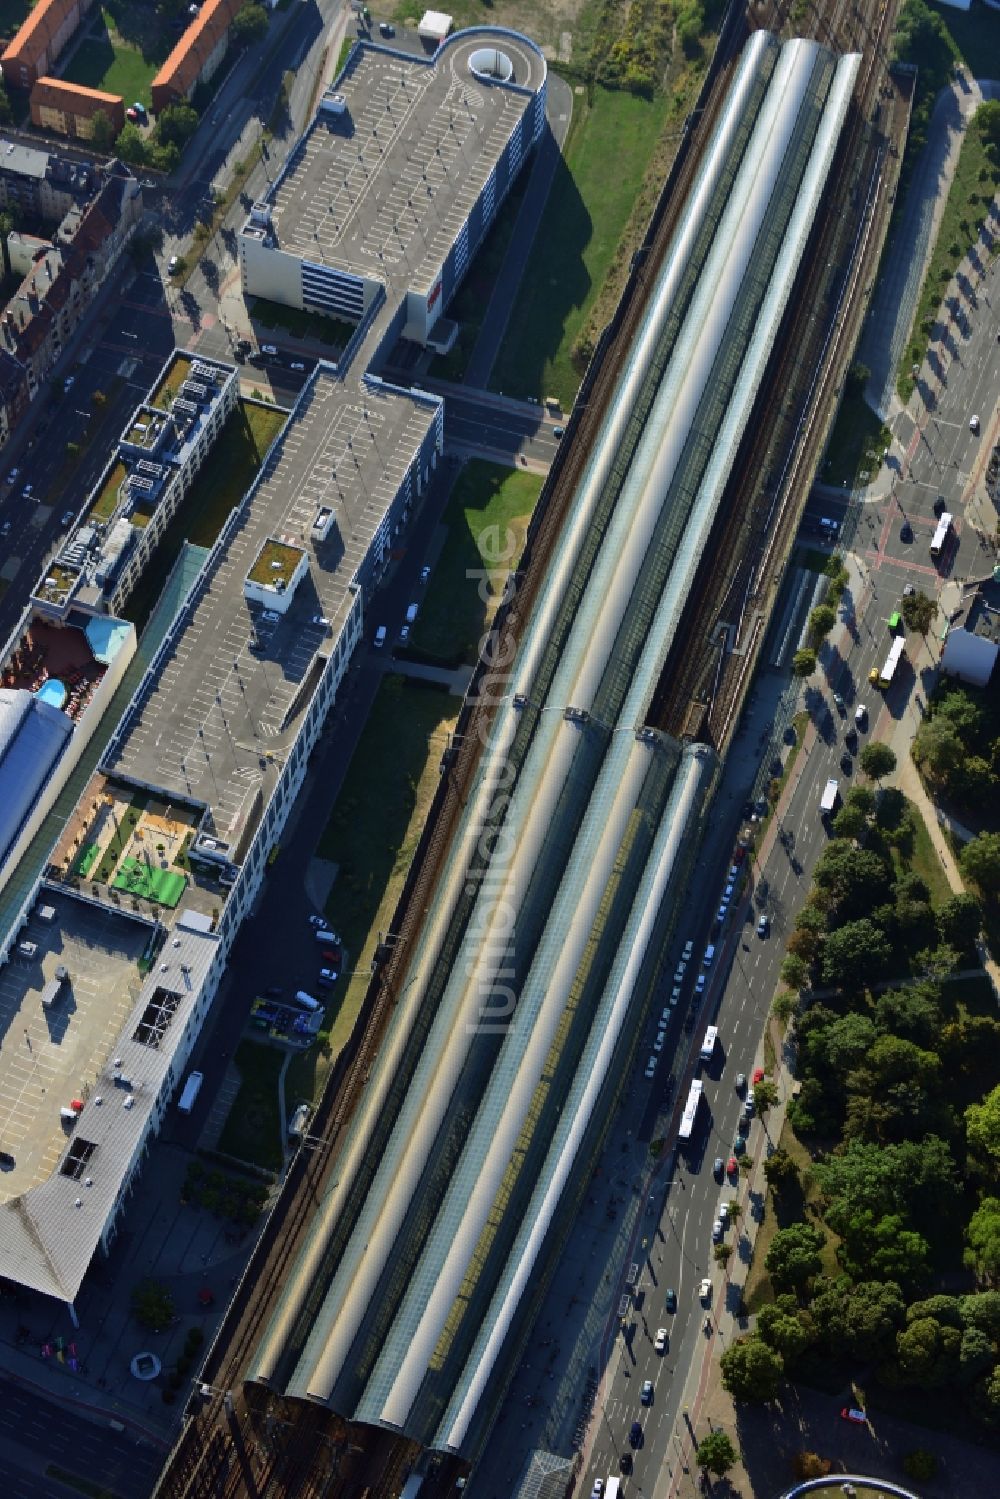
xmin=123 ymin=402 xmax=287 ymax=632
xmin=820 ymin=387 xmax=891 ymax=488
xmin=317 ymin=674 xmax=457 ymax=964
xmin=251 ymin=297 xmax=355 ymax=349
xmin=897 ymin=102 xmax=1000 ymax=402
xmin=887 ymin=793 xmax=954 ymax=911
xmin=411 ymin=460 xmax=540 ymax=665
xmin=428 ymin=166 xmax=532 ymax=383
xmin=217 ymin=1041 xmax=285 ymax=1171
xmin=63 ymin=35 xmax=158 ymax=108
xmin=490 ymin=86 xmax=672 ymax=407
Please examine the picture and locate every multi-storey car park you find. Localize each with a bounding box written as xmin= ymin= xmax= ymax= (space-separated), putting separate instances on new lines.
xmin=153 ymin=25 xmax=881 ymax=1499
xmin=0 ymin=25 xmax=542 ymax=1343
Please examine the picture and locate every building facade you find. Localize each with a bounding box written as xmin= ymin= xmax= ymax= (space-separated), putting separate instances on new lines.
xmin=0 ymin=0 xmax=97 ymax=91
xmin=30 ymin=77 xmax=126 ymax=139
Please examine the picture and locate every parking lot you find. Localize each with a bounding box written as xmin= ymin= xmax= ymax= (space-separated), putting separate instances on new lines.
xmin=0 ymin=896 xmax=149 ymax=1192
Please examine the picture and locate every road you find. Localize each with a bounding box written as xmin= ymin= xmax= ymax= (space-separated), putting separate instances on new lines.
xmin=0 ymin=1372 xmax=161 ymax=1498
xmin=478 ymin=192 xmax=998 ymax=1499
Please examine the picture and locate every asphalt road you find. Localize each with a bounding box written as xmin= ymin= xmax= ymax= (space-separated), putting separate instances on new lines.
xmin=0 ymin=1372 xmax=161 ymax=1498
xmin=563 ymin=260 xmax=1000 ymax=1499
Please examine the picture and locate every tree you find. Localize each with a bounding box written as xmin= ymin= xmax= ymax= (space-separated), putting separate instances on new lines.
xmin=765 ymin=1223 xmax=825 ymax=1293
xmin=793 ymin=1451 xmax=832 ymax=1480
xmin=131 ymin=1279 xmax=174 ymax=1330
xmin=836 ymin=1211 xmax=930 ymax=1289
xmin=786 ymin=924 xmax=823 ymax=964
xmin=763 ymin=1147 xmax=799 ymax=1196
xmin=961 ymin=832 xmax=1000 ymax=897
xmin=757 ymin=1296 xmax=813 ymax=1364
xmin=823 ymin=1012 xmax=877 ymax=1078
xmin=814 ymin=841 xmax=893 ymax=921
xmin=90 ymin=109 xmax=116 ymax=151
xmin=914 ymin=941 xmax=960 ymax=980
xmin=772 ymin=989 xmax=798 ymax=1026
xmin=900 ymin=589 xmax=938 ymax=638
xmin=894 ymin=1314 xmax=961 ymax=1388
xmin=979 ymin=98 xmax=1000 ymax=150
xmin=960 ymin=1290 xmax=1000 ymax=1340
xmin=846 ymin=785 xmax=876 ymax=818
xmin=780 ymin=953 xmax=810 ymax=992
xmin=938 ymin=892 xmax=983 ymax=953
xmin=115 ymin=123 xmax=148 ymax=165
xmin=808 ymin=603 xmax=837 ymax=644
xmin=913 ymin=716 xmax=965 ymax=783
xmin=719 ymin=1336 xmax=783 ymax=1402
xmin=792 ymin=647 xmax=816 ymax=678
xmin=753 ymin=1078 xmax=780 ymax=1117
xmin=960 ymin=1324 xmax=994 ymax=1383
xmin=846 ymin=360 xmax=870 ymax=396
xmin=821 ymin=918 xmax=891 ymax=989
xmin=832 ymin=800 xmax=869 ymax=842
xmin=157 ymin=103 xmax=199 ymax=151
xmin=812 ymin=1277 xmax=905 ymax=1361
xmin=695 ymin=1430 xmax=738 ymax=1477
xmin=967 ymin=1087 xmax=1000 ymax=1178
xmin=232 ymin=2 xmax=269 ymax=43
xmin=859 ymin=741 xmax=896 ymax=782
xmin=873 ymin=985 xmax=939 ymax=1046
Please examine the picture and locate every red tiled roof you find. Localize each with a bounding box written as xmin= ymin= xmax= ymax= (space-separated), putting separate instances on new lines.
xmin=31 ymin=75 xmax=124 ymax=116
xmin=1 ymin=0 xmax=90 ymax=70
xmin=151 ymin=0 xmax=242 ymax=106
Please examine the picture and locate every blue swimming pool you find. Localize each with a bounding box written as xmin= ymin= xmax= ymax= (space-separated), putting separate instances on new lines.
xmin=36 ymin=678 xmax=68 ymax=710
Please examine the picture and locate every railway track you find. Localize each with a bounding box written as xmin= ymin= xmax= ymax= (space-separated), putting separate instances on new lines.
xmin=152 ymin=4 xmax=910 ymax=1493
xmin=655 ymin=0 xmax=901 ymax=747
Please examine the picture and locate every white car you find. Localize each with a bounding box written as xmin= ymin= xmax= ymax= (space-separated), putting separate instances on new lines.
xmin=290 ymin=361 xmax=306 ymax=371
xmin=670 ymin=985 xmax=682 ymax=1005
xmin=719 ymin=1202 xmax=730 ymax=1224
xmin=374 ymin=625 xmax=387 ymax=648
xmin=653 ymin=1028 xmax=665 ymax=1053
xmin=0 ymin=520 xmax=9 ymax=536
xmin=8 ymin=467 xmax=18 ymax=482
xmin=695 ymin=973 xmax=706 ymax=994
xmin=673 ymin=961 xmax=686 ymax=983
xmin=168 ymin=255 xmax=180 ymax=274
xmin=644 ymin=1056 xmax=656 ymax=1079
xmin=64 ymin=375 xmax=74 ymax=393
xmin=969 ymin=414 xmax=980 ymax=432
xmin=654 ymin=1327 xmax=668 ymax=1353
xmin=712 ymin=1218 xmax=723 ymax=1243
xmin=420 ymin=564 xmax=431 ymax=583
xmin=307 ymin=915 xmax=327 ymax=928
xmin=261 ymin=344 xmax=278 ymax=356
xmin=699 ymin=1277 xmax=712 ymax=1303
xmin=682 ymin=939 xmax=693 ymax=960
xmin=660 ymin=1007 xmax=671 ymax=1027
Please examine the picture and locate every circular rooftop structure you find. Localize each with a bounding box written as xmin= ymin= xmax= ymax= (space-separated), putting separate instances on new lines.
xmin=468 ymin=46 xmax=514 ymax=84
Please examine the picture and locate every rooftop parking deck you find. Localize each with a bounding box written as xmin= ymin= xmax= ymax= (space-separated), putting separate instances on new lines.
xmin=0 ymin=893 xmax=149 ymax=1205
xmin=263 ymin=32 xmax=545 ymax=296
xmin=108 ymin=368 xmax=439 ymax=849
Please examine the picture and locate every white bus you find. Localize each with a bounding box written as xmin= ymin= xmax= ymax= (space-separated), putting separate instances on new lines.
xmin=700 ymin=1025 xmax=718 ymax=1061
xmin=605 ymin=1480 xmax=621 ymax=1499
xmin=930 ymin=511 xmax=953 ymax=558
xmin=678 ymin=1079 xmax=703 ymax=1140
xmin=873 ymin=634 xmax=905 ymax=689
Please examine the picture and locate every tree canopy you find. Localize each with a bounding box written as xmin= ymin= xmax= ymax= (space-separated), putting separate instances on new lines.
xmin=720 ymin=1336 xmax=783 ymax=1402
xmin=695 ymin=1430 xmax=739 ymax=1476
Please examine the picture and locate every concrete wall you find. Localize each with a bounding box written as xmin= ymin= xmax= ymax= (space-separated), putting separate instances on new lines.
xmin=239 ymin=233 xmax=305 ymax=309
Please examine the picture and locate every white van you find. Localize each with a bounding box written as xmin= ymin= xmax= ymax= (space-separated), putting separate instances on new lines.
xmin=374 ymin=625 xmax=387 ymax=648
xmin=405 ymin=603 xmax=418 ymax=625
xmin=702 ymin=944 xmax=716 ymax=968
xmin=293 ymin=990 xmax=321 ymax=1012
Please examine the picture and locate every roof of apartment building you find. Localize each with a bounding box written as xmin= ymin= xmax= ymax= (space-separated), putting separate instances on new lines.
xmin=1 ymin=0 xmax=88 ymax=70
xmin=0 ymin=171 xmax=138 ymax=363
xmin=151 ymin=0 xmax=243 ymax=106
xmin=31 ymin=75 xmax=125 ymax=118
